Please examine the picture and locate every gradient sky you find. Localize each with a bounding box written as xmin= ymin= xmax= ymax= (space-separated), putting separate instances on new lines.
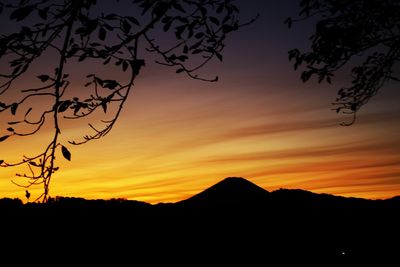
xmin=1 ymin=0 xmax=400 ymax=203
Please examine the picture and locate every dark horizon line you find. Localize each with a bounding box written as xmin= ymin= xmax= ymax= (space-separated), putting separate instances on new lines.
xmin=1 ymin=177 xmax=399 ymax=205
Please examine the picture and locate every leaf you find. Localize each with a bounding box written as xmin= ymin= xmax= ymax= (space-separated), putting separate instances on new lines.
xmin=126 ymin=16 xmax=140 ymax=26
xmin=58 ymin=100 xmax=72 ymax=113
xmin=351 ymin=103 xmax=358 ymax=111
xmin=61 ymin=145 xmax=71 ymax=161
xmin=84 ymin=19 xmax=98 ymax=35
xmin=215 ymin=52 xmax=223 ymax=62
xmin=209 ymin=17 xmax=220 ymax=26
xmin=192 ymin=49 xmax=203 ymax=54
xmin=38 ymin=8 xmax=48 ymax=20
xmin=175 ymin=25 xmax=186 ymax=40
xmin=101 ymin=101 xmax=107 ymax=113
xmin=104 ymin=14 xmax=118 ymax=20
xmin=177 ymin=55 xmax=188 ymax=62
xmin=122 ymin=61 xmax=129 ymax=72
xmin=74 ymin=102 xmax=82 ymax=114
xmin=37 ymin=75 xmax=50 ymax=82
xmin=122 ymin=20 xmax=131 ymax=33
xmin=190 ymin=40 xmax=202 ymax=50
xmin=29 ymin=161 xmax=38 ymax=167
xmin=172 ymin=2 xmax=185 ymax=13
xmin=183 ymin=45 xmax=189 ymax=54
xmin=10 ymin=5 xmax=35 ymax=22
xmin=0 ymin=135 xmax=10 ymax=142
xmin=176 ymin=16 xmax=189 ymax=24
xmin=10 ymin=103 xmax=18 ymax=115
xmin=131 ymin=59 xmax=145 ymax=75
xmin=98 ymin=27 xmax=106 ymax=40
xmin=103 ymin=23 xmax=114 ymax=31
xmin=163 ymin=21 xmax=172 ymax=32
xmin=75 ymin=27 xmax=86 ymax=35
xmin=217 ymin=4 xmax=224 ymax=14
xmin=78 ymin=53 xmax=87 ymax=62
xmin=95 ymin=77 xmax=104 ymax=86
xmin=222 ymin=25 xmax=234 ymax=34
xmin=195 ymin=32 xmax=204 ymax=39
xmin=103 ymin=57 xmax=111 ymax=65
xmin=288 ymin=49 xmax=299 ymax=61
xmin=188 ymin=29 xmax=194 ymax=39
xmin=284 ymin=17 xmax=292 ymax=28
xmin=12 ymin=65 xmax=22 ymax=75
xmin=67 ymin=46 xmax=79 ymax=58
xmin=103 ymin=80 xmax=119 ymax=89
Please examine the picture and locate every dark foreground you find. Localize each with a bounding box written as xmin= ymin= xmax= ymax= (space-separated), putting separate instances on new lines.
xmin=1 ymin=178 xmax=399 ymax=265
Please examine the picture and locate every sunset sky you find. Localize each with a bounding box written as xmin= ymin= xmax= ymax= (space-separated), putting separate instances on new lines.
xmin=1 ymin=0 xmax=399 ymax=203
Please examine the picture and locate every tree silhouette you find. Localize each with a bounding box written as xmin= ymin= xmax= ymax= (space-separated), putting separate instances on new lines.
xmin=0 ymin=0 xmax=255 ymax=202
xmin=286 ymin=0 xmax=400 ymax=125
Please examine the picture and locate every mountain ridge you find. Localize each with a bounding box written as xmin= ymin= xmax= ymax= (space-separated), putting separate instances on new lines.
xmin=176 ymin=177 xmax=270 ymax=208
xmin=1 ymin=177 xmax=399 ymax=208
xmin=1 ymin=177 xmax=399 ymax=264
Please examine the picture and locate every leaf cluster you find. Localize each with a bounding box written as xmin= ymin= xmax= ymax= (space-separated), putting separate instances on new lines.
xmin=286 ymin=0 xmax=400 ymax=121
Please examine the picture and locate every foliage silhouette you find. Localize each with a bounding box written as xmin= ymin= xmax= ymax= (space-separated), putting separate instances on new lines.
xmin=286 ymin=0 xmax=400 ymax=125
xmin=0 ymin=0 xmax=255 ymax=202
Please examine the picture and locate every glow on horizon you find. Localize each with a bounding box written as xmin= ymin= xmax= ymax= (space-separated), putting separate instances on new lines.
xmin=1 ymin=76 xmax=399 ymax=203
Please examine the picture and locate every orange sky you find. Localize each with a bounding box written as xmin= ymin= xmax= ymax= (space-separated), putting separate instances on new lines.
xmin=1 ymin=1 xmax=400 ymax=203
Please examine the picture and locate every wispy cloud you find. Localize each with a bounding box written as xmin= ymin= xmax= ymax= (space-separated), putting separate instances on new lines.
xmin=198 ymin=141 xmax=399 ymax=165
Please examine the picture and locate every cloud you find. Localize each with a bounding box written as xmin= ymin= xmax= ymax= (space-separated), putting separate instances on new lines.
xmin=166 ymin=109 xmax=400 ymax=156
xmin=220 ymin=110 xmax=399 ymax=140
xmin=198 ymin=141 xmax=398 ymax=164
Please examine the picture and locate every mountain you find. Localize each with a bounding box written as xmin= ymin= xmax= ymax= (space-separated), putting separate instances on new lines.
xmin=175 ymin=177 xmax=400 ymax=211
xmin=1 ymin=177 xmax=399 ymax=265
xmin=1 ymin=177 xmax=399 ymax=210
xmin=176 ymin=177 xmax=270 ymax=208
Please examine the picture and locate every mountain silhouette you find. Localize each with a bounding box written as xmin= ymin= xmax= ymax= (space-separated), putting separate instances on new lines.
xmin=0 ymin=177 xmax=399 ymax=265
xmin=1 ymin=177 xmax=398 ymax=210
xmin=175 ymin=177 xmax=390 ymax=211
xmin=177 ymin=177 xmax=269 ymax=208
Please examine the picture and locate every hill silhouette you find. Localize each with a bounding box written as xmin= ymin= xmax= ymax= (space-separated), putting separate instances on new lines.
xmin=1 ymin=177 xmax=399 ymax=265
xmin=177 ymin=177 xmax=270 ymax=208
xmin=176 ymin=177 xmax=397 ymax=210
xmin=1 ymin=177 xmax=399 ymax=210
